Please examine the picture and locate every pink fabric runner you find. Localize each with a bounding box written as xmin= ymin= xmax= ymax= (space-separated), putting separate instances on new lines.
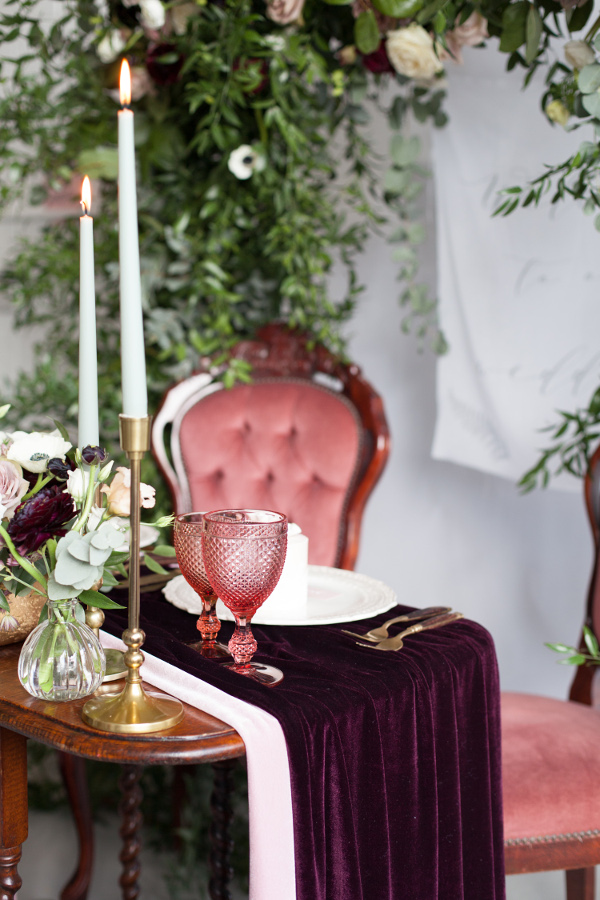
xmin=100 ymin=631 xmax=296 ymax=900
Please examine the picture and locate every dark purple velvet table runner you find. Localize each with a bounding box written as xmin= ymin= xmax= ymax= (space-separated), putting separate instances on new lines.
xmin=104 ymin=594 xmax=505 ymax=900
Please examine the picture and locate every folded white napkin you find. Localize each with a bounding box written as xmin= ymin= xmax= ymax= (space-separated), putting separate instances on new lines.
xmin=100 ymin=631 xmax=296 ymax=900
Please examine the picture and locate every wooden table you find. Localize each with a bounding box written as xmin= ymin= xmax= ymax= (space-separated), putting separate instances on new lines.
xmin=0 ymin=643 xmax=246 ymax=900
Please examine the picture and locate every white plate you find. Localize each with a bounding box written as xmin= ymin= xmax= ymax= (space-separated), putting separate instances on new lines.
xmin=162 ymin=566 xmax=397 ymax=626
xmin=117 ymin=524 xmax=160 ymax=553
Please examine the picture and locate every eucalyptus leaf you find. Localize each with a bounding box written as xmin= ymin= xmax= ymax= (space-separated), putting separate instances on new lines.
xmin=582 ymin=92 xmax=600 ymax=118
xmin=578 ymin=63 xmax=600 ymax=94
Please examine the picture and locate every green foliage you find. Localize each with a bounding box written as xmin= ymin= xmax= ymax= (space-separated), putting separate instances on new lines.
xmin=0 ymin=0 xmax=447 ymax=461
xmin=519 ymin=386 xmax=600 ymax=491
xmin=546 ymin=625 xmax=600 ymax=665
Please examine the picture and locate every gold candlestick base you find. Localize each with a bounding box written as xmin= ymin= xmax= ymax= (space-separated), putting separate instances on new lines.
xmin=82 ymin=414 xmax=184 ymax=734
xmin=82 ymin=680 xmax=184 ymax=733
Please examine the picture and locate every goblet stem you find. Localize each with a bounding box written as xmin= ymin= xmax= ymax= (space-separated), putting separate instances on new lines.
xmin=228 ymin=616 xmax=257 ymax=668
xmin=197 ymin=593 xmax=220 ymax=645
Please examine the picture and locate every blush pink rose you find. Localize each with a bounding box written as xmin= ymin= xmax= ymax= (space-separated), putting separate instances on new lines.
xmin=0 ymin=460 xmax=29 ymax=521
xmin=101 ymin=466 xmax=156 ymax=517
xmin=266 ymin=0 xmax=305 ymax=25
xmin=444 ymin=12 xmax=488 ymax=64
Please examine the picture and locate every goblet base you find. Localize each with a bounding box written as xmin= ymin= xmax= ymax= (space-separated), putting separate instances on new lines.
xmin=223 ymin=661 xmax=283 ymax=686
xmin=185 ymin=639 xmax=231 ymax=660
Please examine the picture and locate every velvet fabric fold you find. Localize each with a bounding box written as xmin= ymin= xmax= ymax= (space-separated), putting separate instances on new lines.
xmin=105 ymin=595 xmax=505 ymax=900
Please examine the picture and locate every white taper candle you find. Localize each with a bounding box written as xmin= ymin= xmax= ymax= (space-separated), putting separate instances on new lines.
xmin=78 ymin=176 xmax=100 ymax=448
xmin=118 ymin=59 xmax=148 ymax=418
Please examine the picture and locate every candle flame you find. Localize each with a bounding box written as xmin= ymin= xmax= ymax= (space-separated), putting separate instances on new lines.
xmin=80 ymin=176 xmax=92 ymax=215
xmin=120 ymin=59 xmax=131 ymax=107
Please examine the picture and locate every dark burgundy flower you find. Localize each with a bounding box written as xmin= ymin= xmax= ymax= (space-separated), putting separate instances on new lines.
xmin=47 ymin=457 xmax=75 ymax=481
xmin=8 ymin=485 xmax=75 ymax=556
xmin=361 ymin=43 xmax=395 ymax=74
xmin=146 ymin=43 xmax=184 ymax=85
xmin=81 ymin=446 xmax=108 ymax=465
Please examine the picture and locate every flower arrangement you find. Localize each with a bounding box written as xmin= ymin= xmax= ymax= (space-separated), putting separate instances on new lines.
xmin=0 ymin=406 xmax=161 ymax=635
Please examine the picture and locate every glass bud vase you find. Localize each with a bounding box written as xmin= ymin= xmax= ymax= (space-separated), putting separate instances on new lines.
xmin=18 ymin=598 xmax=106 ymax=701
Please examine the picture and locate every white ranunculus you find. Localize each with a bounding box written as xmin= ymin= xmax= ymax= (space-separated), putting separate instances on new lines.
xmin=386 ymin=25 xmax=444 ymax=81
xmin=7 ymin=430 xmax=72 ymax=474
xmin=97 ymin=30 xmax=127 ymax=64
xmin=564 ymin=40 xmax=595 ymax=70
xmin=227 ymin=145 xmax=266 ymax=180
xmin=140 ymin=0 xmax=166 ymax=30
xmin=66 ymin=469 xmax=91 ymax=504
xmin=0 ymin=460 xmax=28 ymax=521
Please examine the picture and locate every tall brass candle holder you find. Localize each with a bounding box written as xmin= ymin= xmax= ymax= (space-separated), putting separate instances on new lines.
xmin=82 ymin=415 xmax=184 ymax=733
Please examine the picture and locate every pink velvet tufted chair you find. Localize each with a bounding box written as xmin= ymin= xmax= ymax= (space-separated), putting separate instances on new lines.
xmin=152 ymin=323 xmax=390 ymax=570
xmin=502 ymin=443 xmax=600 ymax=899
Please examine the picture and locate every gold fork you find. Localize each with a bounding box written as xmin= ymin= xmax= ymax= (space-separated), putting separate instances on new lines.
xmin=341 ymin=606 xmax=451 ymax=643
xmin=355 ymin=612 xmax=464 ymax=651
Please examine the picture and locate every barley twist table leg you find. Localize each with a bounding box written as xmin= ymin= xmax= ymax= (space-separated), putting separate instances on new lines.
xmin=0 ymin=728 xmax=27 ymax=900
xmin=208 ymin=759 xmax=236 ymax=900
xmin=119 ymin=765 xmax=143 ymax=900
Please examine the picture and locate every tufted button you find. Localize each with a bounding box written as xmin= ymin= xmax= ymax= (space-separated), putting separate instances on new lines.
xmin=243 ymin=421 xmax=251 ymax=433
xmin=289 ymin=426 xmax=297 ymax=438
xmin=213 ymin=469 xmax=224 ymax=481
xmin=266 ymin=471 xmax=275 ymax=483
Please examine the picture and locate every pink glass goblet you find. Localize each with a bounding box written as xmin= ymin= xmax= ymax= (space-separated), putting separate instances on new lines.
xmin=201 ymin=509 xmax=288 ymax=686
xmin=174 ymin=513 xmax=230 ymax=659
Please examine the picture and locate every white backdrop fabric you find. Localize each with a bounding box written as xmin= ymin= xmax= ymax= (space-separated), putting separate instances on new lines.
xmin=430 ymin=45 xmax=600 ymax=488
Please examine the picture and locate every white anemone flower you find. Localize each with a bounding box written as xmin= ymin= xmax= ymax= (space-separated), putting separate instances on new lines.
xmin=7 ymin=430 xmax=72 ymax=474
xmin=227 ymin=145 xmax=266 ymax=180
xmin=97 ymin=30 xmax=127 ymax=64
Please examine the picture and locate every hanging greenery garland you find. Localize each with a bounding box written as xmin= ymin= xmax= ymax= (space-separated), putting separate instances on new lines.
xmin=0 ymin=0 xmax=599 ymax=479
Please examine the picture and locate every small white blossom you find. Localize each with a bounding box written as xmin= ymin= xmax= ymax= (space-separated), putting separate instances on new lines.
xmin=7 ymin=430 xmax=71 ymax=474
xmin=97 ymin=30 xmax=127 ymax=64
xmin=139 ymin=0 xmax=166 ymax=30
xmin=227 ymin=145 xmax=266 ymax=180
xmin=66 ymin=469 xmax=91 ymax=504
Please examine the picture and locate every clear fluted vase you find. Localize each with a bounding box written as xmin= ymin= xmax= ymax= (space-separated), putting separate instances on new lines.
xmin=18 ymin=598 xmax=106 ymax=701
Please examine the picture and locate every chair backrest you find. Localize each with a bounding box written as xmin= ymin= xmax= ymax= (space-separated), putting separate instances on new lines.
xmin=570 ymin=444 xmax=600 ymax=704
xmin=152 ymin=323 xmax=390 ymax=569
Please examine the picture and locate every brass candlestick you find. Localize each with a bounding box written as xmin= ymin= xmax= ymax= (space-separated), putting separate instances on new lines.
xmin=82 ymin=415 xmax=184 ymax=733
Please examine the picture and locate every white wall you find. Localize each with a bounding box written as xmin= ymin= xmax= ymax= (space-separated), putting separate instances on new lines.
xmin=342 ymin=121 xmax=592 ymax=700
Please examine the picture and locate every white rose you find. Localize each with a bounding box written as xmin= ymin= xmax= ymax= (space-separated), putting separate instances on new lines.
xmin=0 ymin=460 xmax=28 ymax=521
xmin=386 ymin=25 xmax=444 ymax=80
xmin=564 ymin=40 xmax=595 ymax=70
xmin=97 ymin=30 xmax=127 ymax=64
xmin=66 ymin=469 xmax=91 ymax=504
xmin=139 ymin=0 xmax=166 ymax=30
xmin=7 ymin=429 xmax=72 ymax=474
